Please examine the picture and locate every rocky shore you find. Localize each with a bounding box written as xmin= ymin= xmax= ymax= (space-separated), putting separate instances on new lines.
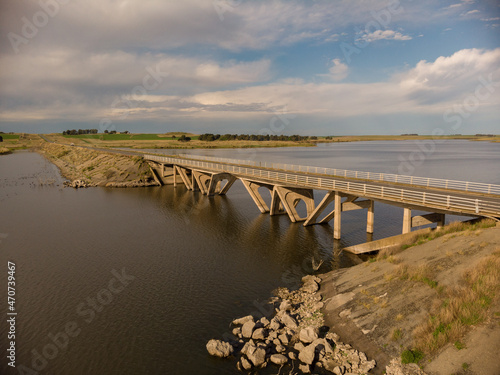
xmin=208 ymin=223 xmax=500 ymax=375
xmin=207 ymin=275 xmax=377 ymax=374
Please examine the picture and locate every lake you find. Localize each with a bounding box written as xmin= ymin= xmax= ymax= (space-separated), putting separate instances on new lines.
xmin=1 ymin=140 xmax=499 ymax=374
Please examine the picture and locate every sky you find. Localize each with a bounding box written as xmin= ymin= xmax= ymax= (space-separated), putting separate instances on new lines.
xmin=0 ymin=0 xmax=499 ymax=135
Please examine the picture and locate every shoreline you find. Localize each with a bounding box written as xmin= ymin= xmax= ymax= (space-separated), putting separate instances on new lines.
xmin=207 ymin=220 xmax=500 ymax=374
xmin=37 ymin=143 xmax=157 ymax=187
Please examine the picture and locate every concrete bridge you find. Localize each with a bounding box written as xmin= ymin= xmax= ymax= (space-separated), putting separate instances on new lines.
xmin=144 ymin=153 xmax=500 ymax=242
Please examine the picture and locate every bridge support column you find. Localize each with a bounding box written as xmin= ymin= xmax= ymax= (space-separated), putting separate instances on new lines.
xmin=207 ymin=173 xmax=237 ymax=196
xmin=192 ymin=170 xmax=215 ymax=195
xmin=367 ymin=200 xmax=374 ymax=234
xmin=304 ymin=192 xmax=374 ymax=240
xmin=436 ymin=214 xmax=445 ymax=230
xmin=334 ymin=191 xmax=342 ymax=240
xmin=175 ymin=166 xmax=193 ymax=190
xmin=403 ymin=208 xmax=412 ymax=234
xmin=270 ymin=186 xmax=315 ymax=222
xmin=403 ymin=209 xmax=446 ymax=234
xmin=173 ymin=165 xmax=177 ymax=187
xmin=241 ymin=179 xmax=274 ymax=213
xmin=304 ymin=191 xmax=336 ymax=226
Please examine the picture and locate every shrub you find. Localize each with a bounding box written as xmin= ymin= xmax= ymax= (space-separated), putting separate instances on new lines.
xmin=401 ymin=349 xmax=424 ymax=364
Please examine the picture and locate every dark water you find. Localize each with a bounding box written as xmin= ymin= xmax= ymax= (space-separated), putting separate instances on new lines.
xmin=1 ymin=141 xmax=499 ymax=375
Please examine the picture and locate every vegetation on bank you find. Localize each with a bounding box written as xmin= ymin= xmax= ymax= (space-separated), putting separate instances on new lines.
xmin=412 ymin=249 xmax=500 ymax=355
xmin=373 ymin=219 xmax=500 ymax=364
xmin=376 ymin=219 xmax=497 ymax=261
xmin=0 ymin=147 xmax=12 ymax=155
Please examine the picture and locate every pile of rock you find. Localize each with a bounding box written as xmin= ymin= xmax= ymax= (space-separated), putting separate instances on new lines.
xmin=206 ymin=275 xmax=376 ymax=374
xmin=64 ymin=179 xmax=92 ymax=188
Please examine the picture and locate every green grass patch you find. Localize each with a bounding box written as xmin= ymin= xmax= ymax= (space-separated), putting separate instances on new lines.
xmin=454 ymin=341 xmax=466 ymax=350
xmin=413 ymin=251 xmax=500 ymax=354
xmin=401 ymin=349 xmax=424 ymax=364
xmin=0 ymin=134 xmax=20 ymax=140
xmin=399 ymin=219 xmax=496 ymax=251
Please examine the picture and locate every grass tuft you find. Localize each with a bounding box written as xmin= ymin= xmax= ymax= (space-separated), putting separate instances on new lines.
xmin=413 ymin=251 xmax=500 ymax=354
xmin=401 ymin=349 xmax=424 ymax=364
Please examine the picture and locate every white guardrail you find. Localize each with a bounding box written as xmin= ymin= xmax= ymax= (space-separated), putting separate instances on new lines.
xmin=175 ymin=154 xmax=500 ymax=196
xmin=145 ymin=154 xmax=500 ymax=217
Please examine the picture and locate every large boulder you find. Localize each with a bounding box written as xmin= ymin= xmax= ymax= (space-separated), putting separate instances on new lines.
xmin=206 ymin=339 xmax=234 ymax=358
xmin=252 ymin=327 xmax=266 ymax=340
xmin=298 ymin=342 xmax=316 ymax=365
xmin=270 ymin=354 xmax=288 ymax=365
xmin=241 ymin=320 xmax=256 ymax=338
xmin=232 ymin=315 xmax=254 ymax=326
xmin=247 ymin=346 xmax=266 ymax=367
xmin=299 ymin=327 xmax=318 ymax=344
xmin=279 ymin=312 xmax=298 ymax=330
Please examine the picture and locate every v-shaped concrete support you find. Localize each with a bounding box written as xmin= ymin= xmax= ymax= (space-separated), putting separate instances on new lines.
xmin=241 ymin=179 xmax=274 ymax=213
xmin=175 ymin=166 xmax=193 ymax=190
xmin=271 ymin=186 xmax=315 ymax=222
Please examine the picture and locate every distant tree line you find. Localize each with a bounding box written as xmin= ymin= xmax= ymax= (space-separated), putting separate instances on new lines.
xmin=63 ymin=129 xmax=129 ymax=135
xmin=197 ymin=133 xmax=312 ymax=142
xmin=63 ymin=129 xmax=98 ymax=135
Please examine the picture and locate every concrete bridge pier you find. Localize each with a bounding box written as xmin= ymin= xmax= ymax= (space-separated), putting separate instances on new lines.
xmin=402 ymin=208 xmax=445 ymax=234
xmin=303 ymin=191 xmax=374 ymax=240
xmin=208 ymin=173 xmax=237 ymax=196
xmin=174 ymin=166 xmax=193 ymax=190
xmin=241 ymin=179 xmax=274 ymax=213
xmin=270 ymin=186 xmax=315 ymax=222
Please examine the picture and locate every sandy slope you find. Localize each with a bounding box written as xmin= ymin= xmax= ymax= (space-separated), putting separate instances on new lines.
xmin=39 ymin=143 xmax=156 ymax=187
xmin=319 ymin=224 xmax=500 ymax=374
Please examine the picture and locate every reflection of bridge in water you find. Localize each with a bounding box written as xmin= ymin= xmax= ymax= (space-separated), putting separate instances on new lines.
xmin=145 ymin=153 xmax=500 ymax=245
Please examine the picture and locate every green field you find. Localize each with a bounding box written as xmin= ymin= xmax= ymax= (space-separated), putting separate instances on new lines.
xmin=62 ymin=134 xmax=199 ymax=141
xmin=0 ymin=134 xmax=20 ymax=140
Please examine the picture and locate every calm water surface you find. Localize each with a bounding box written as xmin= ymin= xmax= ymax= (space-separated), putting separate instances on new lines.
xmin=1 ymin=141 xmax=499 ymax=375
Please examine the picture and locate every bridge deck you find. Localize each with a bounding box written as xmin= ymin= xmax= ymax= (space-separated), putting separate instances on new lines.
xmin=144 ymin=154 xmax=500 ymax=219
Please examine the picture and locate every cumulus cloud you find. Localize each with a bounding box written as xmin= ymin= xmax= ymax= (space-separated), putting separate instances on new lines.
xmin=317 ymin=59 xmax=349 ymax=81
xmin=186 ymin=48 xmax=500 ymax=118
xmin=2 ymin=48 xmax=499 ymax=124
xmin=361 ymin=29 xmax=412 ymax=42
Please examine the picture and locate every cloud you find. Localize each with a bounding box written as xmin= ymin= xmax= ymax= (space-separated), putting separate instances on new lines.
xmin=462 ymin=9 xmax=480 ymax=17
xmin=360 ymin=29 xmax=412 ymax=42
xmin=0 ymin=0 xmax=476 ymax=55
xmin=2 ymin=48 xmax=499 ymax=125
xmin=317 ymin=59 xmax=349 ymax=81
xmin=0 ymin=49 xmax=272 ymax=121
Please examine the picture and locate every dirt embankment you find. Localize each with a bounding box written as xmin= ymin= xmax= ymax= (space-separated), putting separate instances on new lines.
xmin=39 ymin=143 xmax=156 ymax=187
xmin=319 ymin=223 xmax=500 ymax=375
